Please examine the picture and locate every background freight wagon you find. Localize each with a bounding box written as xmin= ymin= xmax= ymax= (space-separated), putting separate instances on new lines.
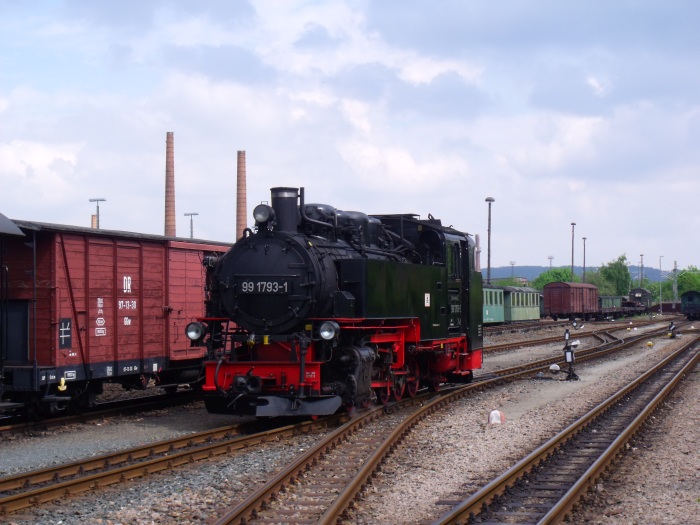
xmin=0 ymin=220 xmax=229 ymax=412
xmin=543 ymin=282 xmax=599 ymax=321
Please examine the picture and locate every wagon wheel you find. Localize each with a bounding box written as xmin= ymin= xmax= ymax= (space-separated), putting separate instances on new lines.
xmin=375 ymin=387 xmax=390 ymax=405
xmin=405 ymin=359 xmax=420 ymax=398
xmin=26 ymin=402 xmax=48 ymax=421
xmin=69 ymin=391 xmax=96 ymax=414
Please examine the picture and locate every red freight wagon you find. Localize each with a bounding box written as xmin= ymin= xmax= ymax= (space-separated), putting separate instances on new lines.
xmin=543 ymin=282 xmax=599 ymax=321
xmin=0 ymin=219 xmax=229 ymax=414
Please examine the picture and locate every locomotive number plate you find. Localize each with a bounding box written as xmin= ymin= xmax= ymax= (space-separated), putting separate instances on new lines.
xmin=238 ymin=279 xmax=290 ymax=294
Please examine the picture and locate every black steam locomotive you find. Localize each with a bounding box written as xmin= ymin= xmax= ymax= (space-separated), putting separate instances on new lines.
xmin=186 ymin=187 xmax=483 ymax=417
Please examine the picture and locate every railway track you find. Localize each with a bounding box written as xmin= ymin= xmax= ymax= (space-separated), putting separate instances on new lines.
xmin=211 ymin=325 xmax=684 ymax=524
xmin=432 ymin=335 xmax=700 ymax=524
xmin=0 ymin=416 xmax=345 ymax=516
xmin=484 ymin=317 xmax=679 ymax=354
xmin=211 ymin=389 xmax=468 ymax=525
xmin=483 ymin=316 xmax=668 ymax=337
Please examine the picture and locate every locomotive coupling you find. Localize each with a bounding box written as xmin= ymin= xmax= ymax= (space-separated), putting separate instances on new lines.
xmin=233 ymin=372 xmax=263 ymax=394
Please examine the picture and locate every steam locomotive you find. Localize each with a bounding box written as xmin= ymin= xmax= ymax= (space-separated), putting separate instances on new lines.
xmin=186 ymin=187 xmax=483 ymax=417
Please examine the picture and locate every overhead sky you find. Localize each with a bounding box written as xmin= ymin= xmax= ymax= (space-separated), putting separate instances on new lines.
xmin=2 ymin=1 xmax=699 ymax=272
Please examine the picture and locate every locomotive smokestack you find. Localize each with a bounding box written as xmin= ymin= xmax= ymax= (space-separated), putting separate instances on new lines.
xmin=271 ymin=187 xmax=299 ymax=232
xmin=164 ymin=132 xmax=176 ymax=237
xmin=236 ymin=151 xmax=247 ymax=240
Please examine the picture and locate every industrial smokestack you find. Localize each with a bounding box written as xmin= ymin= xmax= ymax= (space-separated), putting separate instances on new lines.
xmin=164 ymin=132 xmax=176 ymax=237
xmin=236 ymin=151 xmax=247 ymax=240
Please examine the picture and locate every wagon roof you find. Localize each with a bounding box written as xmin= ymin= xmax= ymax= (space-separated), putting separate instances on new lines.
xmin=10 ymin=218 xmax=232 ymax=247
xmin=502 ymin=286 xmax=539 ymax=293
xmin=543 ymin=281 xmax=598 ymax=290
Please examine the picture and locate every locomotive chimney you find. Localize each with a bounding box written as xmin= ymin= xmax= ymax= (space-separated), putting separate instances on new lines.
xmin=164 ymin=132 xmax=176 ymax=237
xmin=271 ymin=187 xmax=299 ymax=232
xmin=236 ymin=151 xmax=247 ymax=240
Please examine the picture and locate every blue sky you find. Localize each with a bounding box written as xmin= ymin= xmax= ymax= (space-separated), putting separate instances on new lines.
xmin=2 ymin=1 xmax=699 ymax=273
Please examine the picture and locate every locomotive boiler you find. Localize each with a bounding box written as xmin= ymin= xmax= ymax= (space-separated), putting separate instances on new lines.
xmin=186 ymin=187 xmax=483 ymax=417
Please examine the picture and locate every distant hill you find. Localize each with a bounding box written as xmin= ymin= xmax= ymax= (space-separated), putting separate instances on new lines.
xmin=483 ymin=265 xmax=663 ymax=283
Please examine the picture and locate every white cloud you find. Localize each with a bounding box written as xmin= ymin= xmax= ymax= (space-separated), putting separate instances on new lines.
xmin=586 ymin=75 xmax=609 ymax=97
xmin=465 ymin=113 xmax=603 ymax=175
xmin=1 ymin=1 xmax=699 ymax=269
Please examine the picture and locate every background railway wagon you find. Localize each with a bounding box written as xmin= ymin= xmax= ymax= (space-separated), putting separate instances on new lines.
xmin=599 ymin=295 xmax=622 ymax=317
xmin=502 ymin=286 xmax=540 ymax=322
xmin=543 ymin=282 xmax=599 ymax=321
xmin=483 ymin=284 xmax=505 ymax=324
xmin=681 ymin=290 xmax=700 ymax=320
xmin=0 ymin=219 xmax=229 ymax=412
xmin=628 ymin=287 xmax=652 ymax=308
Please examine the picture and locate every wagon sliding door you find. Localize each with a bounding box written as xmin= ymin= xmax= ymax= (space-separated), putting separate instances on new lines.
xmin=113 ymin=242 xmax=167 ymax=377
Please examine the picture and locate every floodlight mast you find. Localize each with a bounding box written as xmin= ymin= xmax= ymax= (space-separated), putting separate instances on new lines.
xmin=89 ymin=198 xmax=106 ymax=229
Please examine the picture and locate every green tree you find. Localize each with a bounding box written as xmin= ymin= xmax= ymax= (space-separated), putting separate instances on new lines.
xmin=583 ymin=270 xmax=616 ymax=295
xmin=530 ymin=268 xmax=576 ymax=290
xmin=599 ymin=255 xmax=632 ymax=295
xmin=489 ymin=277 xmax=522 ymax=287
xmin=678 ymin=266 xmax=700 ymax=296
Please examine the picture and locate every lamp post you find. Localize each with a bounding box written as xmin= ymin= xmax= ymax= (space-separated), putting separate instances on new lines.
xmin=548 ymin=255 xmax=553 ymax=269
xmin=184 ymin=212 xmax=199 ymax=239
xmin=640 ymin=254 xmax=644 ymax=287
xmin=89 ymin=198 xmax=106 ymax=229
xmin=510 ymin=261 xmax=515 ymax=280
xmin=570 ymin=222 xmax=576 ymax=282
xmin=485 ymin=197 xmax=495 ymax=284
xmin=659 ymin=255 xmax=663 ymax=315
xmin=582 ymin=237 xmax=587 ymax=283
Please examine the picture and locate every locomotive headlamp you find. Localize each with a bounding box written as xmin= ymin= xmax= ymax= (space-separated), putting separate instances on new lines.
xmin=253 ymin=204 xmax=274 ymax=224
xmin=185 ymin=322 xmax=205 ymax=342
xmin=319 ymin=321 xmax=340 ymax=340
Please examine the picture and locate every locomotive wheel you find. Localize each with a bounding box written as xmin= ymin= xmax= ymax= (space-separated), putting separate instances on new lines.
xmin=391 ymin=381 xmax=405 ymax=402
xmin=427 ymin=378 xmax=441 ymax=392
xmin=406 ymin=360 xmax=420 ymax=398
xmin=375 ymin=387 xmax=390 ymax=405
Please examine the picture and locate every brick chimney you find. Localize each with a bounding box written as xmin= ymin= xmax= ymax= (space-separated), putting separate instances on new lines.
xmin=164 ymin=132 xmax=176 ymax=237
xmin=236 ymin=151 xmax=247 ymax=240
